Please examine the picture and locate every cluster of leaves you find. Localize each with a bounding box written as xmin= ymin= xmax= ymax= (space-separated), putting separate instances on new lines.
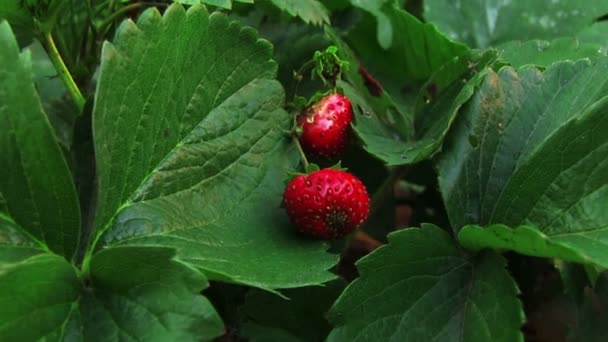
xmin=1 ymin=0 xmax=608 ymax=341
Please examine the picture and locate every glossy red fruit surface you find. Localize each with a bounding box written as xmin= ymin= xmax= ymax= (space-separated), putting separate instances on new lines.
xmin=283 ymin=169 xmax=370 ymax=239
xmin=297 ymin=93 xmax=353 ymax=159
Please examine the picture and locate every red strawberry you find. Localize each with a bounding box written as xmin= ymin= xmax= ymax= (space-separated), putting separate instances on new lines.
xmin=297 ymin=94 xmax=353 ymax=159
xmin=283 ymin=169 xmax=370 ymax=239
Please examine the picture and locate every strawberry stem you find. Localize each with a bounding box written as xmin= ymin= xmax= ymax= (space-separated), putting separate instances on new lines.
xmin=292 ymin=135 xmax=310 ymax=169
xmin=43 ymin=31 xmax=85 ymax=112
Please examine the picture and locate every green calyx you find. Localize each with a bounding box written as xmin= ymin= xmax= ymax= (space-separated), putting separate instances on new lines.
xmin=313 ymin=46 xmax=349 ymax=86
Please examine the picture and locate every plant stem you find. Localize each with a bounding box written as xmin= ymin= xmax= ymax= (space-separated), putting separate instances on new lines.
xmin=97 ymin=2 xmax=143 ymax=33
xmin=43 ymin=31 xmax=85 ymax=112
xmin=353 ymin=231 xmax=382 ymax=250
xmin=97 ymin=2 xmax=169 ymax=33
xmin=292 ymin=135 xmax=309 ymax=169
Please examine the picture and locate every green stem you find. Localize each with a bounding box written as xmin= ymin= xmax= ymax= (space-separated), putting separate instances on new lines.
xmin=97 ymin=2 xmax=169 ymax=33
xmin=97 ymin=2 xmax=144 ymax=32
xmin=292 ymin=136 xmax=309 ymax=169
xmin=43 ymin=31 xmax=85 ymax=112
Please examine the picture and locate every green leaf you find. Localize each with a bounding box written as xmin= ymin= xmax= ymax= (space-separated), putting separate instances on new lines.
xmin=0 ymin=0 xmax=66 ymax=33
xmin=343 ymin=49 xmax=496 ymax=165
xmin=0 ymin=1 xmax=34 ymax=31
xmin=269 ymin=0 xmax=330 ymax=26
xmin=325 ymin=28 xmax=414 ymax=163
xmin=241 ymin=280 xmax=345 ymax=342
xmin=401 ymin=49 xmax=497 ymax=165
xmin=325 ymin=4 xmax=471 ymax=166
xmin=0 ymin=218 xmax=78 ymax=342
xmin=90 ymin=4 xmax=337 ymax=290
xmin=489 ymin=97 xmax=608 ymax=266
xmin=498 ymin=37 xmax=607 ymax=68
xmin=339 ymin=80 xmax=412 ymax=164
xmin=459 ymin=225 xmax=592 ymax=264
xmin=328 ymin=224 xmax=523 ymax=342
xmin=424 ymin=0 xmax=608 ymax=48
xmin=346 ymin=3 xmax=468 ymax=82
xmin=568 ymin=271 xmax=608 ymax=342
xmin=349 ymin=0 xmax=395 ymax=49
xmin=438 ymin=59 xmax=608 ymax=231
xmin=0 ymin=253 xmax=80 ymax=341
xmin=0 ymin=20 xmax=80 ymax=259
xmin=0 ymin=217 xmax=223 ymax=340
xmin=577 ymin=21 xmax=608 ymax=50
xmin=81 ymin=246 xmax=223 ymax=341
xmin=0 ymin=213 xmax=45 ymax=263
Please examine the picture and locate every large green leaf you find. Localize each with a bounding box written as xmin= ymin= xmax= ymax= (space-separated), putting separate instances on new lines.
xmin=438 ymin=59 xmax=608 ymax=265
xmin=0 ymin=253 xmax=81 ymax=341
xmin=438 ymin=59 xmax=608 ymax=230
xmin=241 ymin=280 xmax=345 ymax=342
xmin=424 ymin=0 xmax=608 ymax=48
xmin=0 ymin=199 xmax=221 ymax=337
xmin=327 ymin=224 xmax=523 ymax=342
xmin=0 ymin=25 xmax=82 ymax=339
xmin=498 ymin=37 xmax=607 ymax=68
xmin=80 ymin=246 xmax=223 ymax=341
xmin=489 ymin=98 xmax=608 ymax=263
xmin=0 ymin=20 xmax=80 ymax=259
xmin=90 ymin=4 xmax=337 ymax=290
xmin=0 ymin=243 xmax=224 ymax=340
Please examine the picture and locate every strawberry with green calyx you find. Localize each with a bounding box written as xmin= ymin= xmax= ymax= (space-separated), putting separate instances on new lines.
xmin=283 ymin=167 xmax=370 ymax=239
xmin=296 ymin=93 xmax=353 ymax=160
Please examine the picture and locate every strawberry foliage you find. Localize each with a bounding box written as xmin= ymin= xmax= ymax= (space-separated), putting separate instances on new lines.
xmin=1 ymin=0 xmax=608 ymax=341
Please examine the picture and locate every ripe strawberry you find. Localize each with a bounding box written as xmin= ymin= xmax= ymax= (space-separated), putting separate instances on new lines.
xmin=283 ymin=169 xmax=370 ymax=239
xmin=297 ymin=94 xmax=353 ymax=159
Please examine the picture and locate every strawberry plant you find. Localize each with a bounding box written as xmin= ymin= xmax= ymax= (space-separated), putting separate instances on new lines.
xmin=1 ymin=1 xmax=608 ymax=341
